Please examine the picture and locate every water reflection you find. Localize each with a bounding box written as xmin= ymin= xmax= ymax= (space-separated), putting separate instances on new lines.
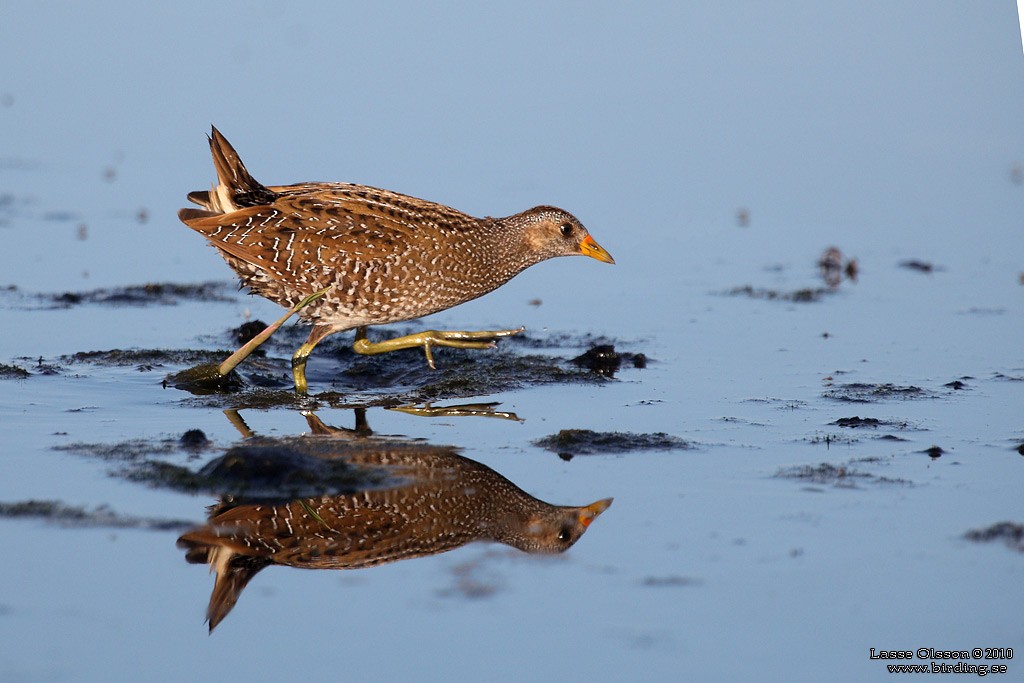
xmin=178 ymin=410 xmax=612 ymax=632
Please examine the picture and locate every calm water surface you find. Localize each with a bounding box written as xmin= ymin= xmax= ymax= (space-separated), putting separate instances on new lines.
xmin=1 ymin=3 xmax=1022 ymax=682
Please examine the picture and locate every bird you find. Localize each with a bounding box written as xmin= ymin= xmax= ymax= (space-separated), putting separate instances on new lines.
xmin=179 ymin=127 xmax=615 ymax=393
xmin=177 ymin=440 xmax=612 ymax=631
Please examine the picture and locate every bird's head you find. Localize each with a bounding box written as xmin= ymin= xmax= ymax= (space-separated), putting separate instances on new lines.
xmin=511 ymin=206 xmax=615 ymax=264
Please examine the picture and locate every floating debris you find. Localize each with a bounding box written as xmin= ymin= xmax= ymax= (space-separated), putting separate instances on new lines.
xmin=818 ymin=247 xmax=858 ymax=288
xmin=899 ymin=259 xmax=941 ymax=273
xmin=533 ymin=429 xmax=692 ymax=459
xmin=775 ymin=461 xmax=911 ymax=489
xmin=964 ymin=522 xmax=1024 ymax=553
xmin=776 ymin=462 xmax=868 ymax=487
xmin=724 ymin=284 xmax=831 ymax=303
xmin=642 ymin=576 xmax=702 ymax=587
xmin=0 ymin=499 xmax=191 ymax=531
xmin=822 ymin=383 xmax=929 ymax=403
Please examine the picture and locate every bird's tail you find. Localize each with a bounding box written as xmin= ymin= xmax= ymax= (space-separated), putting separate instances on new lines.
xmin=186 ymin=126 xmax=277 ymax=213
xmin=178 ymin=532 xmax=270 ymax=633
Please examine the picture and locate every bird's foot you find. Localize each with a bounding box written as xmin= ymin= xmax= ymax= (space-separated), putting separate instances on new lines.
xmin=353 ymin=327 xmax=525 ymax=369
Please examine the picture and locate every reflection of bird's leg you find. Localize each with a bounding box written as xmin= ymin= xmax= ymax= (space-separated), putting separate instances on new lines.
xmin=218 ymin=289 xmax=329 ymax=378
xmin=352 ymin=407 xmax=371 ymax=435
xmin=300 ymin=408 xmax=374 ymax=438
xmin=224 ymin=409 xmax=255 ymax=438
xmin=353 ymin=326 xmax=525 ymax=369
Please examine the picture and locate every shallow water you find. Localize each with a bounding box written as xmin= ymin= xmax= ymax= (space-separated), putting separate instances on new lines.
xmin=2 ymin=4 xmax=1023 ymax=682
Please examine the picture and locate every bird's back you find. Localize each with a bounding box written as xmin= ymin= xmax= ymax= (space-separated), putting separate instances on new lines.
xmin=178 ymin=129 xmax=517 ymax=329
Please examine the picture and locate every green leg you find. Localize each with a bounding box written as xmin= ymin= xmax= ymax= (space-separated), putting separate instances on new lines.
xmin=217 ymin=289 xmax=329 ymax=377
xmin=352 ymin=325 xmax=525 ymax=369
xmin=292 ymin=324 xmax=336 ymax=394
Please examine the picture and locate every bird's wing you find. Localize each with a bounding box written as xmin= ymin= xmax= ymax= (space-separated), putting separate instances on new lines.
xmin=179 ymin=186 xmax=479 ymax=270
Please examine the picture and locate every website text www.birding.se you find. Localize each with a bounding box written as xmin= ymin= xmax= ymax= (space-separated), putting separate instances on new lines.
xmin=869 ymin=648 xmax=1012 ymax=677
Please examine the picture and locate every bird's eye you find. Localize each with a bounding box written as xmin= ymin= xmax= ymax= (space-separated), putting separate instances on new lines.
xmin=558 ymin=527 xmax=572 ymax=542
xmin=559 ymin=222 xmax=573 ymax=238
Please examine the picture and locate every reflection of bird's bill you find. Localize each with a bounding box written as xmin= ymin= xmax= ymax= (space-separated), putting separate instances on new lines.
xmin=579 ymin=497 xmax=614 ymax=527
xmin=579 ymin=234 xmax=615 ymax=264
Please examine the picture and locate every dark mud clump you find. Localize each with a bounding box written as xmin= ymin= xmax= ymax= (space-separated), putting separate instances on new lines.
xmin=68 ymin=348 xmax=230 ymax=369
xmin=964 ymin=522 xmax=1024 ymax=553
xmin=832 ymin=416 xmax=881 ymax=428
xmin=533 ymin=429 xmax=693 ymax=460
xmin=830 ymin=416 xmax=911 ymax=429
xmin=571 ymin=344 xmax=647 ymax=377
xmin=877 ymin=434 xmax=910 ymax=442
xmin=54 ymin=437 xmax=181 ymax=462
xmin=56 ymin=431 xmax=388 ymax=501
xmin=0 ymin=499 xmax=192 ymax=531
xmin=180 ymin=428 xmax=210 ymax=450
xmin=165 ymin=363 xmax=247 ymax=395
xmin=60 ymin=348 xmax=251 ymax=393
xmin=182 ymin=441 xmax=382 ymax=501
xmin=921 ymin=445 xmax=945 ymax=459
xmin=4 ymin=357 xmax=62 ymax=377
xmin=775 ymin=461 xmax=911 ymax=489
xmin=234 ymin=320 xmax=270 ymax=355
xmin=0 ymin=362 xmax=30 ymax=379
xmin=48 ymin=281 xmax=236 ymax=308
xmin=411 ymin=351 xmax=593 ymax=401
xmin=823 ymin=383 xmax=929 ymax=403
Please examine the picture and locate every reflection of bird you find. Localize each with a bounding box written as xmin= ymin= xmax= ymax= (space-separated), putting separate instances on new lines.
xmin=178 ymin=442 xmax=611 ymax=631
xmin=179 ymin=128 xmax=614 ymax=392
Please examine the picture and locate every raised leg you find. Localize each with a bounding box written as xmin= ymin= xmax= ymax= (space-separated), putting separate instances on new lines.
xmin=218 ymin=289 xmax=329 ymax=377
xmin=292 ymin=324 xmax=337 ymax=394
xmin=353 ymin=326 xmax=525 ymax=369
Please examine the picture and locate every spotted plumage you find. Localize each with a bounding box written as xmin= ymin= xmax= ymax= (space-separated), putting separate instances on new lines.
xmin=179 ymin=127 xmax=614 ymax=391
